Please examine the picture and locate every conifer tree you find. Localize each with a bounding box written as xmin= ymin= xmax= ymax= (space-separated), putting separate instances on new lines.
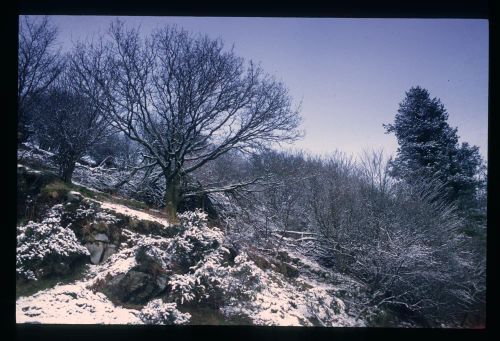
xmin=384 ymin=86 xmax=484 ymax=210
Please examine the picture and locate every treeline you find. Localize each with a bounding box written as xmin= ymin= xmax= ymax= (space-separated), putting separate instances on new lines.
xmin=18 ymin=16 xmax=486 ymax=327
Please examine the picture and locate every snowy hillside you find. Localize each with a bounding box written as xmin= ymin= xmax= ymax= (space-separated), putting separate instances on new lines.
xmin=16 ymin=163 xmax=366 ymax=326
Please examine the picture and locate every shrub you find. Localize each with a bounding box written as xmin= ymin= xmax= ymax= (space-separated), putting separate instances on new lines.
xmin=17 ymin=204 xmax=90 ymax=281
xmin=40 ymin=180 xmax=71 ymax=201
xmin=139 ymin=299 xmax=191 ymax=325
xmin=168 ymin=210 xmax=224 ymax=271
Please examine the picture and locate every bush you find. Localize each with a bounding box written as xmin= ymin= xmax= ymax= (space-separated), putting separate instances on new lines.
xmin=163 ymin=210 xmax=265 ymax=309
xmin=40 ymin=180 xmax=71 ymax=200
xmin=17 ymin=204 xmax=90 ymax=281
xmin=168 ymin=210 xmax=224 ymax=271
xmin=139 ymin=299 xmax=191 ymax=325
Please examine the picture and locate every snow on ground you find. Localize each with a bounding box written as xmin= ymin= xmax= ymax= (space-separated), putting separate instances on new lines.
xmin=16 ymin=228 xmax=177 ymax=325
xmin=238 ymin=275 xmax=359 ymax=327
xmin=71 ymin=181 xmax=104 ymax=194
xmin=222 ymin=256 xmax=362 ymax=327
xmin=97 ymin=201 xmax=170 ymax=227
xmin=17 ymin=225 xmax=361 ymax=326
xmin=18 ymin=233 xmax=136 ymax=324
xmin=16 ymin=281 xmax=142 ymax=324
xmin=85 ymin=241 xmax=138 ymax=283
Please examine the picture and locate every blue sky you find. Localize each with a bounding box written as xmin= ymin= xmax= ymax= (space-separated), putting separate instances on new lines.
xmin=31 ymin=16 xmax=489 ymax=160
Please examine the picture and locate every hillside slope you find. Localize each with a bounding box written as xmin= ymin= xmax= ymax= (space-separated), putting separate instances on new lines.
xmin=16 ymin=163 xmax=366 ymax=326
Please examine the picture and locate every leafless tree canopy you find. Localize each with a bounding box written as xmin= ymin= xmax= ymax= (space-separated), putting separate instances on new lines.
xmin=33 ymin=69 xmax=111 ymax=182
xmin=18 ymin=16 xmax=64 ymax=142
xmin=71 ymin=20 xmax=302 ymax=218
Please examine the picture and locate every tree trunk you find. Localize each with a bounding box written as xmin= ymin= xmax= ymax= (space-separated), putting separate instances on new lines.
xmin=164 ymin=174 xmax=181 ymax=223
xmin=60 ymin=158 xmax=76 ymax=183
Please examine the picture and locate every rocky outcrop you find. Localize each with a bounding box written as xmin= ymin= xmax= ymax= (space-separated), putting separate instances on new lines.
xmin=100 ymin=245 xmax=170 ymax=305
xmin=85 ymin=233 xmax=117 ymax=264
xmin=60 ymin=196 xmax=124 ymax=265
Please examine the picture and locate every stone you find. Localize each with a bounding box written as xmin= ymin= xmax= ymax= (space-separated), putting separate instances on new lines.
xmin=101 ymin=244 xmax=117 ymax=263
xmin=86 ymin=241 xmax=105 ymax=264
xmin=277 ymin=250 xmax=292 ymax=263
xmin=247 ymin=251 xmax=273 ymax=271
xmin=283 ymin=263 xmax=300 ymax=278
xmin=102 ymin=269 xmax=168 ymax=305
xmin=100 ymin=245 xmax=170 ymax=305
xmin=220 ymin=246 xmax=238 ymax=265
xmin=93 ymin=233 xmax=109 ymax=242
xmin=67 ymin=191 xmax=83 ymax=203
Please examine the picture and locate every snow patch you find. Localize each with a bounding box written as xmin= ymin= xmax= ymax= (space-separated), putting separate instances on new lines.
xmin=16 ymin=282 xmax=142 ymax=324
xmin=98 ymin=201 xmax=170 ymax=227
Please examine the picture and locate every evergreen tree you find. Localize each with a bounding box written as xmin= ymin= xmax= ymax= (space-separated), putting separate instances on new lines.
xmin=384 ymin=86 xmax=484 ymax=210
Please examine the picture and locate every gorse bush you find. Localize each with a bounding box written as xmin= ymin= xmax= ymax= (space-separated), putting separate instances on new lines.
xmin=17 ymin=204 xmax=90 ymax=281
xmin=168 ymin=210 xmax=224 ymax=271
xmin=167 ymin=210 xmax=264 ymax=308
xmin=139 ymin=299 xmax=191 ymax=325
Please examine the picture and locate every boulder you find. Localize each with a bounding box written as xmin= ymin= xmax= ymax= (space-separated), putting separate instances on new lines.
xmin=220 ymin=246 xmax=238 ymax=265
xmin=277 ymin=250 xmax=292 ymax=263
xmin=94 ymin=233 xmax=109 ymax=242
xmin=279 ymin=262 xmax=300 ymax=279
xmin=246 ymin=251 xmax=273 ymax=271
xmin=103 ymin=270 xmax=168 ymax=304
xmin=100 ymin=245 xmax=169 ymax=305
xmin=85 ymin=232 xmax=116 ymax=264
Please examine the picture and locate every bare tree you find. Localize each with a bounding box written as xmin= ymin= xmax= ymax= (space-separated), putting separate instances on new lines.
xmin=72 ymin=21 xmax=302 ymax=219
xmin=358 ymin=148 xmax=394 ymax=197
xmin=18 ymin=16 xmax=64 ymax=143
xmin=34 ymin=69 xmax=111 ymax=183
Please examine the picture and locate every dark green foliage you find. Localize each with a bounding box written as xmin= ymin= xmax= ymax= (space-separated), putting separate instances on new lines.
xmin=384 ymin=86 xmax=485 ymax=210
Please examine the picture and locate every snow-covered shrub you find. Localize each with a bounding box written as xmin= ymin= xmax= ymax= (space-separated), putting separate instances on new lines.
xmin=178 ymin=210 xmax=209 ymax=229
xmin=165 ymin=212 xmax=263 ymax=308
xmin=17 ymin=204 xmax=90 ymax=280
xmin=94 ymin=210 xmax=119 ymax=225
xmin=139 ymin=299 xmax=191 ymax=325
xmin=169 ymin=274 xmax=198 ymax=304
xmin=170 ymin=249 xmax=232 ymax=307
xmin=225 ymin=253 xmax=264 ymax=300
xmin=304 ymin=288 xmax=345 ymax=325
xmin=168 ymin=249 xmax=264 ymax=308
xmin=168 ymin=210 xmax=224 ymax=271
xmin=135 ymin=239 xmax=169 ymax=270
